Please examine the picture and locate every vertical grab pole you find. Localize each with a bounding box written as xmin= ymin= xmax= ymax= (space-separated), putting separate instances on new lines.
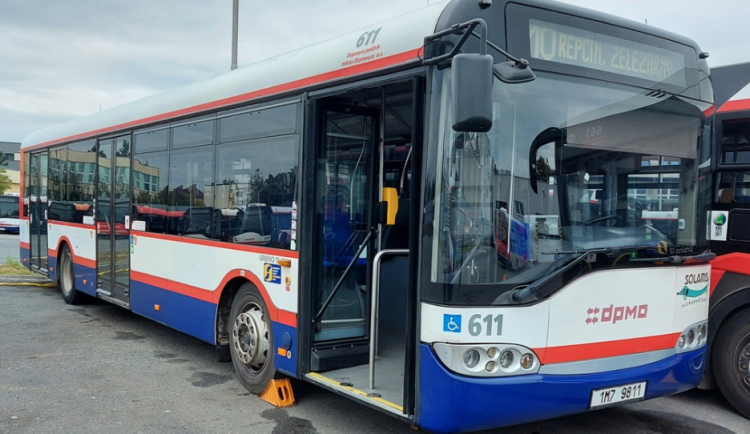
xmin=369 ymin=249 xmax=409 ymax=390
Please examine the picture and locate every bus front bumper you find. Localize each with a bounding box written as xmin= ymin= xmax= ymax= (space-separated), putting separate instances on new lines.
xmin=418 ymin=344 xmax=705 ymax=434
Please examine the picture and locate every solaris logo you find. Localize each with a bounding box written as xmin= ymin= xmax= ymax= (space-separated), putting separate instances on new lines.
xmin=714 ymin=213 xmax=727 ymax=226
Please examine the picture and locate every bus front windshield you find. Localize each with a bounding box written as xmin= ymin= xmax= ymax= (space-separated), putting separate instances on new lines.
xmin=423 ymin=70 xmax=711 ymax=305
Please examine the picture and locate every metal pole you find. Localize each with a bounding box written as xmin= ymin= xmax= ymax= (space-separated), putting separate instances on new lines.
xmin=369 ymin=249 xmax=409 ymax=390
xmin=231 ymin=0 xmax=239 ymax=70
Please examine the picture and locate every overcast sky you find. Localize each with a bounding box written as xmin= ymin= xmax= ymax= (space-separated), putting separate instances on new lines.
xmin=1 ymin=0 xmax=748 ymax=143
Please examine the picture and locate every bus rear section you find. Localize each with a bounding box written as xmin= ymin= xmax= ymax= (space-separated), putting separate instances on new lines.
xmin=704 ymin=69 xmax=750 ymax=418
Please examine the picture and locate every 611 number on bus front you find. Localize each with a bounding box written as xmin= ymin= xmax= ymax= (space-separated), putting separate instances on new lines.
xmin=468 ymin=314 xmax=503 ymax=336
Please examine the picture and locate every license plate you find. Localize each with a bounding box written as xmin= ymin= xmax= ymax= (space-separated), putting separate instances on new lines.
xmin=590 ymin=381 xmax=646 ymax=409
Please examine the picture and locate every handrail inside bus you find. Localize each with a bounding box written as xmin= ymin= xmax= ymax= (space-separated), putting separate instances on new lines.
xmin=370 ymin=248 xmax=409 ymax=390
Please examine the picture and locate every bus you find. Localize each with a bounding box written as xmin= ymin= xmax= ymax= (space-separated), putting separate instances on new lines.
xmin=20 ymin=1 xmax=714 ymax=432
xmin=700 ymin=62 xmax=750 ymax=419
xmin=0 ymin=194 xmax=20 ymax=234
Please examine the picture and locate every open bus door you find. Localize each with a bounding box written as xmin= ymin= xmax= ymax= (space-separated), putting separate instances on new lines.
xmin=302 ymin=78 xmax=421 ymax=419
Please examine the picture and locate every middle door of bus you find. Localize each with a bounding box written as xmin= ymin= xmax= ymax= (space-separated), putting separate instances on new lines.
xmin=95 ymin=136 xmax=131 ymax=305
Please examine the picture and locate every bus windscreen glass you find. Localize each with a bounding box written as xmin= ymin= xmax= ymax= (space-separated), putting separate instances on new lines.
xmin=529 ymin=19 xmax=687 ymax=87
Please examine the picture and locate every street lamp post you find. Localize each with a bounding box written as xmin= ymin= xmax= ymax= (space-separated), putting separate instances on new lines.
xmin=231 ymin=0 xmax=239 ymax=70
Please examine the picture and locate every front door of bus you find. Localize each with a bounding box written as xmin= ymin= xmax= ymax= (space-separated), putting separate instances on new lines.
xmin=312 ymin=104 xmax=378 ymax=362
xmin=95 ymin=136 xmax=131 ymax=304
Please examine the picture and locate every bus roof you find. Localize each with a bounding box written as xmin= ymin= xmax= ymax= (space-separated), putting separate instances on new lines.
xmin=21 ymin=2 xmax=449 ymax=151
xmin=712 ymin=62 xmax=750 ymax=111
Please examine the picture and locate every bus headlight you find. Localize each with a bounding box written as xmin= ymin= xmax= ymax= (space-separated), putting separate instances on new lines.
xmin=676 ymin=320 xmax=708 ymax=353
xmin=463 ymin=349 xmax=481 ymax=369
xmin=434 ymin=343 xmax=540 ymax=377
xmin=499 ymin=351 xmax=514 ymax=369
xmin=521 ymin=353 xmax=534 ymax=370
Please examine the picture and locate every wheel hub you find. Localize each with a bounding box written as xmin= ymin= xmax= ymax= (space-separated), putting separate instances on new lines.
xmin=232 ymin=305 xmax=269 ymax=369
xmin=737 ymin=341 xmax=750 ymax=391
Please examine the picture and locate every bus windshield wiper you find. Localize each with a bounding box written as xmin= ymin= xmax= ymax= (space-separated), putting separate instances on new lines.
xmin=629 ymin=250 xmax=716 ymax=264
xmin=500 ymin=250 xmax=591 ymax=305
xmin=501 ymin=245 xmax=655 ymax=305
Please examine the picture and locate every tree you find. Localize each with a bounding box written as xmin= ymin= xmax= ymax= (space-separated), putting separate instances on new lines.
xmin=0 ymin=152 xmax=11 ymax=194
xmin=535 ymin=156 xmax=554 ymax=183
xmin=0 ymin=169 xmax=11 ymax=194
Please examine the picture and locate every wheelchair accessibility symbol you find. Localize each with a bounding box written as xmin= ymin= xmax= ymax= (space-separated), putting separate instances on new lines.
xmin=443 ymin=314 xmax=462 ymax=333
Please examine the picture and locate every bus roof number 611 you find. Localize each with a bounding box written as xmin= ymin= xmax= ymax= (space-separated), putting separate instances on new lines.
xmin=357 ymin=27 xmax=382 ymax=47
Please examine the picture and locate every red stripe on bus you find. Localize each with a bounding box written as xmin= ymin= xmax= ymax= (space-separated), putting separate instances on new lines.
xmin=49 ymin=220 xmax=95 ymax=230
xmin=132 ymin=271 xmax=214 ymax=303
xmin=711 ymin=269 xmax=726 ymax=296
xmin=23 ymin=48 xmax=423 ymax=151
xmin=711 ymin=253 xmax=750 ymax=276
xmin=134 ymin=231 xmax=300 ymax=259
xmin=718 ymin=99 xmax=750 ymax=113
xmin=20 ymin=242 xmax=30 ymax=249
xmin=131 ymin=269 xmax=297 ymax=328
xmin=49 ymin=236 xmax=96 ymax=269
xmin=537 ymin=333 xmax=681 ymax=364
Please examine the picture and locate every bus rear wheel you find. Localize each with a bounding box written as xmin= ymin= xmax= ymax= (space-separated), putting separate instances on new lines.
xmin=59 ymin=245 xmax=83 ymax=305
xmin=714 ymin=308 xmax=750 ymax=419
xmin=229 ymin=283 xmax=275 ymax=395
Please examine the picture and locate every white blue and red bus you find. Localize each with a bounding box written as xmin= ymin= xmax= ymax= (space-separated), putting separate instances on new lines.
xmin=695 ymin=62 xmax=750 ymax=419
xmin=20 ymin=1 xmax=714 ymax=432
xmin=0 ymin=193 xmax=20 ymax=233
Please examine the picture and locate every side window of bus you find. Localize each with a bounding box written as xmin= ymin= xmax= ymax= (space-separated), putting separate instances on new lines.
xmin=46 ymin=140 xmax=96 ymax=224
xmin=717 ymin=171 xmax=750 ymax=207
xmin=721 ymin=119 xmax=750 ymax=164
xmin=214 ymin=135 xmax=298 ymax=249
xmin=132 ymin=149 xmax=170 ymax=233
xmin=168 ymin=147 xmax=215 ymax=239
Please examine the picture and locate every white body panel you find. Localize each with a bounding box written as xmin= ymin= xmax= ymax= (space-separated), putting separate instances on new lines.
xmin=47 ymin=223 xmax=97 ymax=262
xmin=421 ymin=265 xmax=709 ymax=364
xmin=130 ymin=233 xmax=298 ymax=313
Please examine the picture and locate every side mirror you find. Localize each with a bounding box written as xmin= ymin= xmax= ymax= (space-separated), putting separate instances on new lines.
xmin=451 ymin=53 xmax=493 ymax=132
xmin=493 ymin=60 xmax=536 ymax=84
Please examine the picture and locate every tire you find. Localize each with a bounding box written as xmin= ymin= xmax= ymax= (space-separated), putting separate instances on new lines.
xmin=229 ymin=283 xmax=276 ymax=395
xmin=59 ymin=245 xmax=84 ymax=305
xmin=713 ymin=308 xmax=750 ymax=419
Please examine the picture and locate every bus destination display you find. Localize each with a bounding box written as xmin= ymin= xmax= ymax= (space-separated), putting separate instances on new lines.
xmin=529 ymin=19 xmax=686 ymax=86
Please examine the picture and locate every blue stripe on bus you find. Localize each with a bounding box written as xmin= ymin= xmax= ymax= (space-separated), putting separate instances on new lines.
xmin=47 ymin=254 xmax=57 ymax=281
xmin=74 ymin=263 xmax=97 ymax=297
xmin=272 ymin=321 xmax=298 ymax=377
xmin=418 ymin=344 xmax=706 ymax=434
xmin=130 ymin=279 xmax=217 ymax=344
xmin=20 ymin=247 xmax=30 ymax=269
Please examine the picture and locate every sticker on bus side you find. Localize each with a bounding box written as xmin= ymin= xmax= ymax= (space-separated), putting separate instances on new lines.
xmin=263 ymin=263 xmax=281 ymax=284
xmin=710 ymin=210 xmax=728 ymax=241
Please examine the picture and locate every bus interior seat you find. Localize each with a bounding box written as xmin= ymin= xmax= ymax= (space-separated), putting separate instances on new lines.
xmin=381 ymin=197 xmax=410 ymax=250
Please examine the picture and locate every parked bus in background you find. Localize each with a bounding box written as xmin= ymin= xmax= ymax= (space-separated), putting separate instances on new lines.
xmin=700 ymin=62 xmax=750 ymax=419
xmin=19 ymin=1 xmax=715 ymax=432
xmin=0 ymin=193 xmax=20 ymax=234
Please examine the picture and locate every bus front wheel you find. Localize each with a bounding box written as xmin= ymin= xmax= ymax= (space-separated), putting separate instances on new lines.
xmin=229 ymin=283 xmax=276 ymax=395
xmin=714 ymin=307 xmax=750 ymax=419
xmin=59 ymin=244 xmax=83 ymax=305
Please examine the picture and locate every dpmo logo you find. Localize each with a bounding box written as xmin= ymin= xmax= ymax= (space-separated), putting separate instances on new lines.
xmin=586 ymin=304 xmax=648 ymax=325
